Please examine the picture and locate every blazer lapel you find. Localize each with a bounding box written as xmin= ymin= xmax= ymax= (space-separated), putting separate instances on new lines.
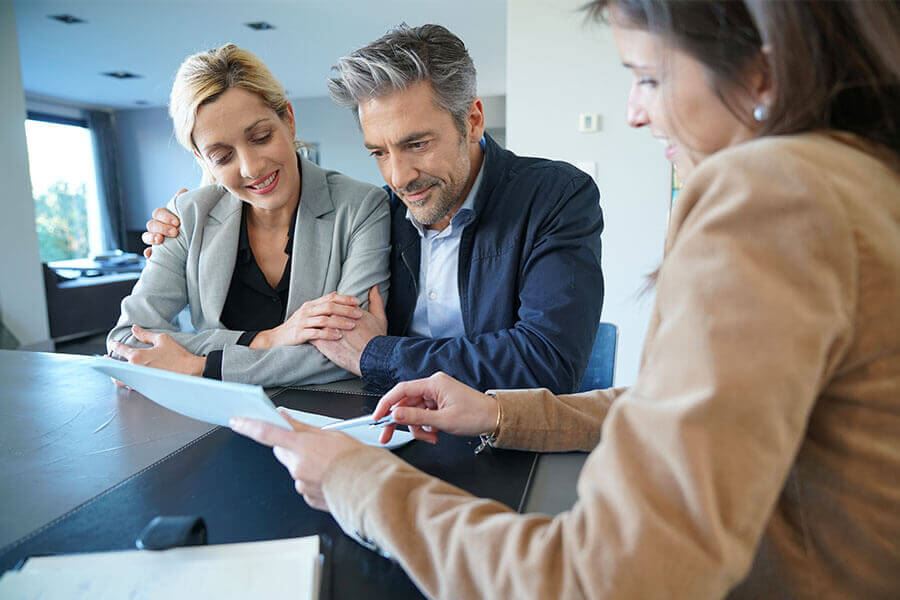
xmin=198 ymin=191 xmax=242 ymax=326
xmin=287 ymin=157 xmax=335 ymax=312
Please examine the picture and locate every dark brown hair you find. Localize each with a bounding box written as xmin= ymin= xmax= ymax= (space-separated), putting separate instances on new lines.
xmin=585 ymin=0 xmax=900 ymax=160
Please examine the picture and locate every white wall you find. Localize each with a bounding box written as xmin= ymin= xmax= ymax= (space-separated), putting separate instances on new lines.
xmin=115 ymin=95 xmax=506 ymax=229
xmin=507 ymin=0 xmax=670 ymax=385
xmin=0 ymin=0 xmax=50 ymax=347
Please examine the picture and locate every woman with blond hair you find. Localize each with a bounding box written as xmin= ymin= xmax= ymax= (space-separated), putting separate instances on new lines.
xmin=108 ymin=44 xmax=389 ymax=386
xmin=233 ymin=1 xmax=900 ymax=597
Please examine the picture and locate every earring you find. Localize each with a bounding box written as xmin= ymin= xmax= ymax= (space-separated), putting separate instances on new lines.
xmin=753 ymin=103 xmax=769 ymax=122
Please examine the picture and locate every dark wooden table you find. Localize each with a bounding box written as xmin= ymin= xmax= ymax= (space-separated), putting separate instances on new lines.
xmin=0 ymin=350 xmax=555 ymax=598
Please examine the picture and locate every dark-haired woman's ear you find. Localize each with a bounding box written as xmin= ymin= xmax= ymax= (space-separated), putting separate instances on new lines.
xmin=749 ymin=48 xmax=775 ymax=123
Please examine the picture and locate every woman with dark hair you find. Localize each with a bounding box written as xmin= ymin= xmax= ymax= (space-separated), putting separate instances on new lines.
xmin=232 ymin=2 xmax=900 ymax=597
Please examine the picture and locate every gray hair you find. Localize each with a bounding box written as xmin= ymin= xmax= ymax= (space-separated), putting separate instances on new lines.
xmin=328 ymin=23 xmax=477 ymax=136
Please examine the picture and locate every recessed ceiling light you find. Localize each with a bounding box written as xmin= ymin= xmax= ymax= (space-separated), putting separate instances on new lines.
xmin=49 ymin=14 xmax=86 ymax=24
xmin=245 ymin=21 xmax=275 ymax=31
xmin=102 ymin=71 xmax=142 ymax=80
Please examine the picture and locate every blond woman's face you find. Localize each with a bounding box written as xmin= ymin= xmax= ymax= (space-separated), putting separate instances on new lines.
xmin=192 ymin=87 xmax=300 ymax=212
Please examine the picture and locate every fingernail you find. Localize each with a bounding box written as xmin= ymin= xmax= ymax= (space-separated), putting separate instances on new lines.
xmin=389 ymin=405 xmax=397 ymax=412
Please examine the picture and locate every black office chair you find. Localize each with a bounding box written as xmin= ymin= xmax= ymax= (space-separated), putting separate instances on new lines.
xmin=578 ymin=322 xmax=619 ymax=392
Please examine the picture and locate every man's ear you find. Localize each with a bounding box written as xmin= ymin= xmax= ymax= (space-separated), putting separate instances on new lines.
xmin=467 ymin=98 xmax=486 ymax=143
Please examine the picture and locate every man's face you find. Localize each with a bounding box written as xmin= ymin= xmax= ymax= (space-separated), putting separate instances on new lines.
xmin=359 ymin=81 xmax=484 ymax=230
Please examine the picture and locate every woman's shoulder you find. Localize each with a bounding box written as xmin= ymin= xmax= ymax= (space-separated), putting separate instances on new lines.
xmin=169 ymin=185 xmax=239 ymax=230
xmin=680 ymin=132 xmax=898 ymax=224
xmin=302 ymin=159 xmax=387 ymax=208
xmin=696 ymin=132 xmax=899 ymax=193
xmin=670 ymin=132 xmax=899 ymax=274
xmin=325 ymin=169 xmax=385 ymax=199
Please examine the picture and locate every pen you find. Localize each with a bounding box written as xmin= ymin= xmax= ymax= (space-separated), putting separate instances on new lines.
xmin=321 ymin=413 xmax=395 ymax=432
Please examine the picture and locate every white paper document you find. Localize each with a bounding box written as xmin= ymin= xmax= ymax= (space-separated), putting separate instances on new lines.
xmin=0 ymin=536 xmax=321 ymax=600
xmin=91 ymin=357 xmax=290 ymax=429
xmin=90 ymin=358 xmax=413 ymax=449
xmin=278 ymin=407 xmax=412 ymax=449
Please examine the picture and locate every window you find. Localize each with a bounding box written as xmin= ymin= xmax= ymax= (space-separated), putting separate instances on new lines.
xmin=24 ymin=115 xmax=104 ymax=262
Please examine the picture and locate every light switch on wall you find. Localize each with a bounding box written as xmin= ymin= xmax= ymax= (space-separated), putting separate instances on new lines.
xmin=578 ymin=113 xmax=602 ymax=133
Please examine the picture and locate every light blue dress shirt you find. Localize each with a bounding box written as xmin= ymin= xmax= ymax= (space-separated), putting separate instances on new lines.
xmin=407 ymin=162 xmax=485 ymax=339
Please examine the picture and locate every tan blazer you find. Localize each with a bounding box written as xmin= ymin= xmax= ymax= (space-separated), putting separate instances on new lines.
xmin=108 ymin=157 xmax=390 ymax=387
xmin=320 ymin=133 xmax=900 ymax=598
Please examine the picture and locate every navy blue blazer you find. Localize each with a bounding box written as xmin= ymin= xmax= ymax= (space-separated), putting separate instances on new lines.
xmin=360 ymin=134 xmax=604 ymax=394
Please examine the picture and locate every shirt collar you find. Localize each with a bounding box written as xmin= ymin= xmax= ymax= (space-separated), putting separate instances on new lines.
xmin=405 ymin=154 xmax=485 ymax=238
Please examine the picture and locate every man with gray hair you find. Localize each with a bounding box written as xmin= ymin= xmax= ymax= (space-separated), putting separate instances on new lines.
xmin=314 ymin=23 xmax=604 ymax=393
xmin=144 ymin=24 xmax=604 ymax=393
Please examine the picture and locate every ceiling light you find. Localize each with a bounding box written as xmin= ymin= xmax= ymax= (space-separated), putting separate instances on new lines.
xmin=102 ymin=71 xmax=142 ymax=80
xmin=245 ymin=21 xmax=275 ymax=31
xmin=49 ymin=14 xmax=85 ymax=24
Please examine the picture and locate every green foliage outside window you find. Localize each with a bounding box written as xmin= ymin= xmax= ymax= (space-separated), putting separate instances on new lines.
xmin=34 ymin=180 xmax=90 ymax=262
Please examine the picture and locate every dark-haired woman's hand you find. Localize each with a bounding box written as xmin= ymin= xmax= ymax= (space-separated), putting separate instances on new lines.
xmin=373 ymin=372 xmax=500 ymax=445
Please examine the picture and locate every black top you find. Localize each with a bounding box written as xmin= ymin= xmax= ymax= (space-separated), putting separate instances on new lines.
xmin=202 ymin=201 xmax=298 ymax=379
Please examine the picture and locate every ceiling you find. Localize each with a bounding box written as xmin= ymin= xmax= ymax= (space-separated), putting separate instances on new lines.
xmin=14 ymin=0 xmax=507 ymax=110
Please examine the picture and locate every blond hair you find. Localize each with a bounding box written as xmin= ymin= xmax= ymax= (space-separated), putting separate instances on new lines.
xmin=169 ymin=43 xmax=293 ymax=184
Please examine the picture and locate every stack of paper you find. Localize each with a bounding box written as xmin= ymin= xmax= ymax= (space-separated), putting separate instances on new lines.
xmin=0 ymin=536 xmax=321 ymax=599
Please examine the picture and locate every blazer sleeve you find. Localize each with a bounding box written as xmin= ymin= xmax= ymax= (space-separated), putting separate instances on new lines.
xmin=109 ymin=188 xmax=391 ymax=387
xmin=106 ymin=196 xmax=245 ymax=356
xmin=489 ymin=386 xmax=626 ymax=451
xmin=360 ymin=174 xmax=603 ymax=393
xmin=321 ymin=150 xmax=857 ymax=599
xmin=218 ymin=187 xmax=391 ymax=386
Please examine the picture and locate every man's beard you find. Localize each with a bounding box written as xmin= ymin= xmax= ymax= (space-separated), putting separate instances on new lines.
xmin=400 ymin=145 xmax=470 ymax=226
xmin=402 ymin=176 xmax=460 ymax=225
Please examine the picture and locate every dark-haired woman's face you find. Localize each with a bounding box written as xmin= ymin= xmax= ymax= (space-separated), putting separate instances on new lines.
xmin=612 ymin=25 xmax=759 ymax=179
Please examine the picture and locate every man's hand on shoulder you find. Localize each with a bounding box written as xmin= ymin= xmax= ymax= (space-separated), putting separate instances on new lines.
xmin=141 ymin=188 xmax=187 ymax=259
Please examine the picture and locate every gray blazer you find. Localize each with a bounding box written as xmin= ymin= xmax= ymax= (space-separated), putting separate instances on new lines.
xmin=108 ymin=157 xmax=390 ymax=386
